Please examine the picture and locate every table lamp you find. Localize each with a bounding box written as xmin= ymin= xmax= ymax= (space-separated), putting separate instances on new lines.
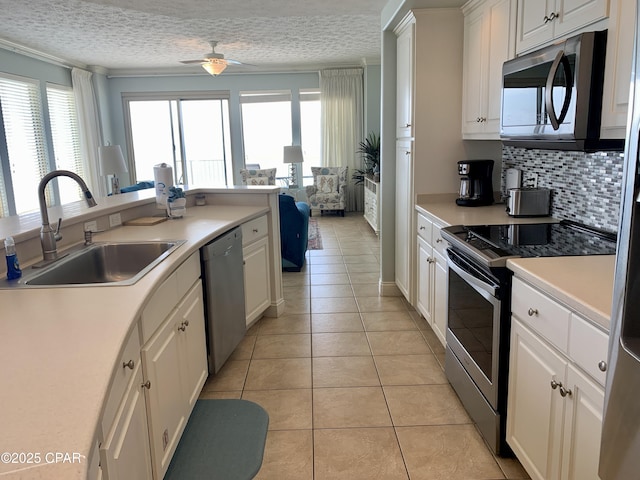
xmin=283 ymin=145 xmax=304 ymax=188
xmin=98 ymin=145 xmax=128 ymax=194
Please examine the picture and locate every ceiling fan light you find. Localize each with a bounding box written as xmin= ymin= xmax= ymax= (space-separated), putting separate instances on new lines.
xmin=202 ymin=59 xmax=227 ymax=76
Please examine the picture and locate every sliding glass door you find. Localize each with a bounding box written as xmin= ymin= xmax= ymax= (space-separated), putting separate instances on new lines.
xmin=124 ymin=94 xmax=232 ymax=187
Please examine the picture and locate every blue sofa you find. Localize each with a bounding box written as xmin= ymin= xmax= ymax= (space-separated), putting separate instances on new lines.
xmin=278 ymin=194 xmax=310 ymax=272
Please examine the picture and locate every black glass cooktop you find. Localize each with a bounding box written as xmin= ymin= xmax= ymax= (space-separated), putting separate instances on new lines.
xmin=441 ymin=220 xmax=617 ymax=268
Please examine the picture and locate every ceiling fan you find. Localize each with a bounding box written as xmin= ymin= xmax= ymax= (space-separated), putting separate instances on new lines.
xmin=180 ymin=41 xmax=248 ymax=76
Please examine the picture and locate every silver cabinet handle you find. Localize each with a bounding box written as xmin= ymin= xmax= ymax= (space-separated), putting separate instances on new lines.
xmin=559 ymin=385 xmax=572 ymax=397
xmin=436 ymin=238 xmax=443 ymax=243
xmin=405 ymin=151 xmax=411 ymax=156
xmin=419 ymin=226 xmax=425 ymax=230
xmin=528 ymin=308 xmax=539 ymax=317
xmin=405 ymin=123 xmax=411 ymax=128
xmin=178 ymin=323 xmax=186 ymax=332
xmin=427 ymin=257 xmax=434 ymax=264
xmin=253 ymin=228 xmax=259 ymax=233
xmin=141 ymin=381 xmax=151 ymax=389
xmin=598 ymin=361 xmax=607 ymax=372
xmin=122 ymin=360 xmax=135 ymax=370
xmin=550 ymin=379 xmax=560 ymax=390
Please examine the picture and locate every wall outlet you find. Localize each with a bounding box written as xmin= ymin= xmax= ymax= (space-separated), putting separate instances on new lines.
xmin=84 ymin=220 xmax=98 ymax=232
xmin=109 ymin=213 xmax=122 ymax=227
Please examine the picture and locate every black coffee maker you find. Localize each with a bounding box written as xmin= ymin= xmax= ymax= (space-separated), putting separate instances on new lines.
xmin=456 ymin=159 xmax=494 ymax=207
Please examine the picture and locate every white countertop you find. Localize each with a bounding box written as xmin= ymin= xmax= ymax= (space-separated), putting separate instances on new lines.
xmin=416 ymin=195 xmax=557 ymax=227
xmin=417 ymin=196 xmax=615 ymax=331
xmin=0 ymin=203 xmax=269 ymax=479
xmin=507 ymin=256 xmax=615 ymax=332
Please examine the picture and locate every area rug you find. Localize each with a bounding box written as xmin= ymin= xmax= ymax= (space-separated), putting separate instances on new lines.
xmin=308 ymin=217 xmax=323 ymax=250
xmin=164 ymin=399 xmax=269 ymax=480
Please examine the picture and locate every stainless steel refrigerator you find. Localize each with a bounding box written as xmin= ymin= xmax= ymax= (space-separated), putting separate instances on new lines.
xmin=600 ymin=3 xmax=640 ymax=478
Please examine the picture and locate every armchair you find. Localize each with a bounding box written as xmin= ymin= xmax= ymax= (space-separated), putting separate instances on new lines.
xmin=305 ymin=166 xmax=348 ymax=216
xmin=240 ymin=168 xmax=276 ymax=185
xmin=278 ymin=194 xmax=310 ymax=272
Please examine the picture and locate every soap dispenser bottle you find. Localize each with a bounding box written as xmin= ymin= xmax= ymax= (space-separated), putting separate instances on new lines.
xmin=4 ymin=236 xmax=22 ymax=280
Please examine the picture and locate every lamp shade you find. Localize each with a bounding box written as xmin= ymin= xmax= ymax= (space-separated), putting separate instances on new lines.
xmin=98 ymin=145 xmax=128 ymax=176
xmin=283 ymin=145 xmax=304 ymax=164
xmin=202 ymin=60 xmax=227 ymax=76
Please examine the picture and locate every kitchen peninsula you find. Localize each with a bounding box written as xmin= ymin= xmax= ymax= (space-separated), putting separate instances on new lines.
xmin=0 ymin=186 xmax=284 ymax=479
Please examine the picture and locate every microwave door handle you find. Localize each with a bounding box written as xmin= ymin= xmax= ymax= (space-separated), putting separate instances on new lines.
xmin=545 ymin=50 xmax=573 ymax=130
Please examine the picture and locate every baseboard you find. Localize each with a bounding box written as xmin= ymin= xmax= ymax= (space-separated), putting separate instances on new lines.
xmin=379 ymin=281 xmax=401 ymax=297
xmin=264 ymin=298 xmax=285 ymax=317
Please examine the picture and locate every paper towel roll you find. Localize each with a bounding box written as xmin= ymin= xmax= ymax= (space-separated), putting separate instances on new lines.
xmin=154 ymin=163 xmax=173 ymax=208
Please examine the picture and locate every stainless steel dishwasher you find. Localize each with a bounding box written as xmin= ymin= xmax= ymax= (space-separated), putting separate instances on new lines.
xmin=200 ymin=226 xmax=246 ymax=374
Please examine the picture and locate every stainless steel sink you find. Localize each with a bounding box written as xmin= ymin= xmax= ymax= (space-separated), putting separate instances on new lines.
xmin=5 ymin=240 xmax=185 ymax=288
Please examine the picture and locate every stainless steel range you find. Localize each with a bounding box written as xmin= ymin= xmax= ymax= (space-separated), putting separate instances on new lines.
xmin=440 ymin=220 xmax=616 ymax=455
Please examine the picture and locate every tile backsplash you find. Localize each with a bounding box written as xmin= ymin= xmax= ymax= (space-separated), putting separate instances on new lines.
xmin=501 ymin=146 xmax=624 ymax=233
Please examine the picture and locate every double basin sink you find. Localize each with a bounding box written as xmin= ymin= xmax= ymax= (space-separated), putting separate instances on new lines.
xmin=2 ymin=240 xmax=185 ymax=288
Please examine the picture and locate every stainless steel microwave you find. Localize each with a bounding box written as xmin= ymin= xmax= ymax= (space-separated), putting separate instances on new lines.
xmin=500 ymin=30 xmax=623 ymax=152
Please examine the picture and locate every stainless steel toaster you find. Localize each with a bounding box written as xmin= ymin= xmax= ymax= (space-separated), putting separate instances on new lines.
xmin=506 ymin=188 xmax=551 ymax=217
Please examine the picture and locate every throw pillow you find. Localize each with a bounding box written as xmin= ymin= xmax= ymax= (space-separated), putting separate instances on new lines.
xmin=240 ymin=168 xmax=276 ymax=185
xmin=317 ymin=174 xmax=338 ymax=194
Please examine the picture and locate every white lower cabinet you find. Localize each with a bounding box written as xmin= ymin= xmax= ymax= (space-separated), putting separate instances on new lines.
xmin=507 ymin=277 xmax=605 ymax=480
xmin=142 ymin=279 xmax=207 ymax=480
xmin=99 ymin=252 xmax=207 ymax=480
xmin=99 ymin=362 xmax=153 ymax=480
xmin=242 ymin=215 xmax=272 ymax=326
xmin=244 ymin=236 xmax=271 ymax=326
xmin=415 ymin=211 xmax=448 ymax=347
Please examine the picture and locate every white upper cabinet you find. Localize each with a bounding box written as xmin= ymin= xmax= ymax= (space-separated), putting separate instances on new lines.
xmin=396 ymin=17 xmax=414 ymax=139
xmin=600 ymin=0 xmax=635 ymax=139
xmin=462 ymin=0 xmax=516 ymax=139
xmin=516 ymin=0 xmax=609 ymax=54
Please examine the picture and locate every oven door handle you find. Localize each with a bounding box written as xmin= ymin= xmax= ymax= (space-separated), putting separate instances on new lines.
xmin=447 ymin=249 xmax=498 ymax=298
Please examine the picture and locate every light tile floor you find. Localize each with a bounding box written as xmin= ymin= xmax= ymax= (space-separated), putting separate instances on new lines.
xmin=200 ymin=213 xmax=530 ymax=480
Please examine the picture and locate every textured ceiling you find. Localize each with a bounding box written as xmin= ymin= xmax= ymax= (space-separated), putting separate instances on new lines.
xmin=0 ymin=0 xmax=392 ymax=75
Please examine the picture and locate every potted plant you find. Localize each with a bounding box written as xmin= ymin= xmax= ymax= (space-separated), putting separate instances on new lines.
xmin=352 ymin=132 xmax=380 ymax=184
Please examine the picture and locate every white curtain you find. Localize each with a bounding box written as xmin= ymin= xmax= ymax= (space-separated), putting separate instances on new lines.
xmin=71 ymin=68 xmax=104 ymax=196
xmin=320 ymin=68 xmax=364 ymax=212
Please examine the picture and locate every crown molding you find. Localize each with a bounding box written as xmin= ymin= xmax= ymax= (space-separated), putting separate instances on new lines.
xmin=0 ymin=37 xmax=86 ymax=69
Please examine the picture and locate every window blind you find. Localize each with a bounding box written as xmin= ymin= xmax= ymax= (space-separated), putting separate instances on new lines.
xmin=47 ymin=83 xmax=84 ymax=204
xmin=0 ymin=74 xmax=49 ymax=215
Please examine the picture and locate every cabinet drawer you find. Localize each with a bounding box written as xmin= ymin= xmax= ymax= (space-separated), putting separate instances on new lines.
xmin=569 ymin=314 xmax=609 ymax=386
xmin=512 ymin=277 xmax=571 ymax=352
xmin=242 ymin=215 xmax=268 ymax=246
xmin=176 ymin=252 xmax=200 ymax=300
xmin=432 ymin=224 xmax=447 ymax=257
xmin=417 ymin=214 xmax=433 ymax=243
xmin=101 ymin=327 xmax=141 ymax=436
xmin=141 ymin=272 xmax=179 ymax=343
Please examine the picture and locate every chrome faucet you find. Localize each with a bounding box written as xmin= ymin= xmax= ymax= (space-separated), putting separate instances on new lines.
xmin=38 ymin=170 xmax=97 ymax=262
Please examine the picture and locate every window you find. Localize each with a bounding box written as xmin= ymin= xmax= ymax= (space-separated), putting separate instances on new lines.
xmin=0 ymin=74 xmax=49 ymax=216
xmin=46 ymin=84 xmax=84 ymax=205
xmin=300 ymin=90 xmax=321 ymax=186
xmin=0 ymin=75 xmax=83 ymax=218
xmin=124 ymin=94 xmax=232 ymax=187
xmin=240 ymin=91 xmax=292 ymax=180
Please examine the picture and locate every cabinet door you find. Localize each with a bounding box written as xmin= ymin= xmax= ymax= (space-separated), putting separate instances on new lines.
xmin=554 ymin=0 xmax=609 ymax=39
xmin=142 ymin=310 xmax=186 ymax=480
xmin=432 ymin=250 xmax=448 ymax=348
xmin=100 ymin=363 xmax=153 ymax=480
xmin=484 ymin=0 xmax=515 ymax=133
xmin=601 ymin=0 xmax=634 ymax=139
xmin=177 ymin=280 xmax=208 ymax=410
xmin=507 ymin=319 xmax=566 ymax=480
xmin=395 ymin=141 xmax=413 ymax=302
xmin=462 ymin=5 xmax=487 ymax=136
xmin=396 ymin=19 xmax=414 ymax=138
xmin=244 ymin=236 xmax=271 ymax=325
xmin=561 ymin=364 xmax=604 ymax=480
xmin=416 ymin=235 xmax=433 ymax=324
xmin=516 ymin=0 xmax=555 ymax=53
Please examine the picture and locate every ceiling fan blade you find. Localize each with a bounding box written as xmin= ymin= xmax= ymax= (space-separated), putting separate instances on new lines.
xmin=180 ymin=59 xmax=205 ymax=64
